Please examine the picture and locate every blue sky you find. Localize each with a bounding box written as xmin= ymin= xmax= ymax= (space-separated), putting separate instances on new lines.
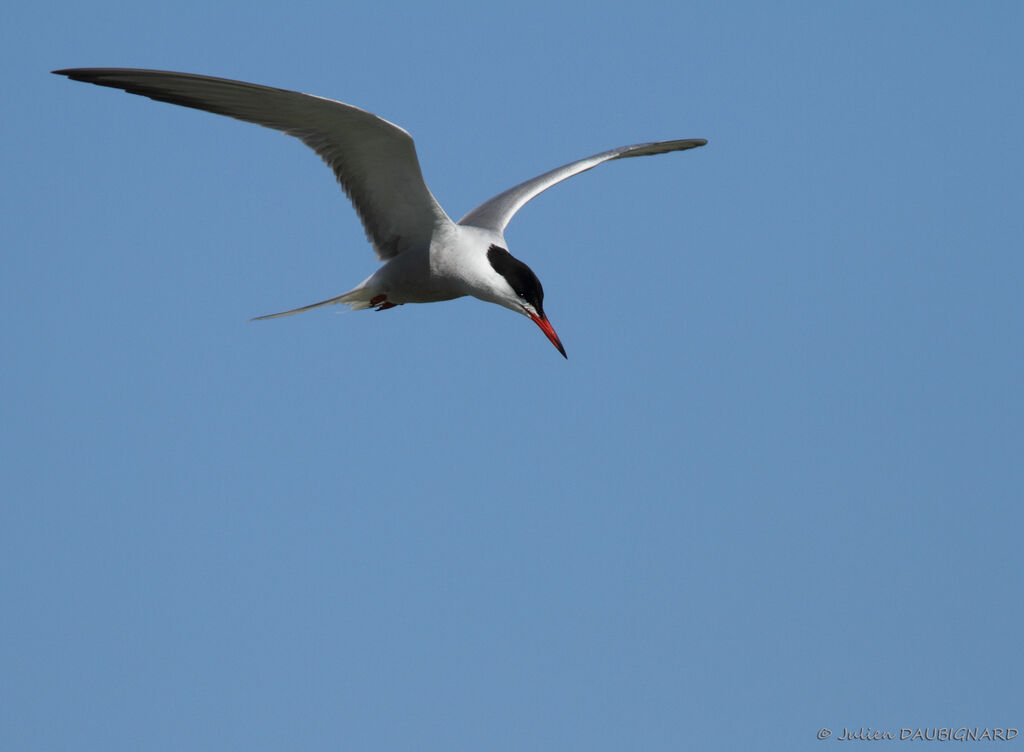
xmin=3 ymin=1 xmax=1022 ymax=749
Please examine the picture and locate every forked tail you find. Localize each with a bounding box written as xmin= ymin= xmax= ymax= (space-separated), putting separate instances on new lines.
xmin=250 ymin=287 xmax=375 ymax=320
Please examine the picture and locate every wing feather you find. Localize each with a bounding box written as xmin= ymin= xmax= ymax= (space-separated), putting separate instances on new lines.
xmin=54 ymin=68 xmax=451 ymax=259
xmin=458 ymin=139 xmax=706 ymax=233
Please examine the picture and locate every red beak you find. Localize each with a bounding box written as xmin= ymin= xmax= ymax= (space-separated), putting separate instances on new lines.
xmin=528 ymin=312 xmax=567 ymax=358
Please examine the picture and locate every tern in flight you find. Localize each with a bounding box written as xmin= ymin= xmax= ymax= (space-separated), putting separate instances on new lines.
xmin=54 ymin=68 xmax=706 ymax=357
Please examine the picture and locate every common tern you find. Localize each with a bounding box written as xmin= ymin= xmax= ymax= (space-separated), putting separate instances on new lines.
xmin=54 ymin=68 xmax=706 ymax=358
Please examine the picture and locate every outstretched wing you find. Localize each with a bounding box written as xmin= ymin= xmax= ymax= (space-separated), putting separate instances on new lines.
xmin=54 ymin=68 xmax=452 ymax=260
xmin=458 ymin=139 xmax=706 ymax=233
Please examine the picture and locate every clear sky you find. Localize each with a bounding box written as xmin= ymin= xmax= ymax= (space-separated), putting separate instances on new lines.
xmin=3 ymin=1 xmax=1022 ymax=749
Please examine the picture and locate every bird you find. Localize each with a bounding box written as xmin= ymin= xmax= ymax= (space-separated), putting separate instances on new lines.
xmin=53 ymin=68 xmax=706 ymax=358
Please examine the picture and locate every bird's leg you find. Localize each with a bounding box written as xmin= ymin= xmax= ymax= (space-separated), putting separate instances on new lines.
xmin=370 ymin=294 xmax=399 ymax=311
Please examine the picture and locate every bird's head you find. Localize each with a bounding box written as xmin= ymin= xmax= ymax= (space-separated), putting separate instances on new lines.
xmin=484 ymin=244 xmax=566 ymax=358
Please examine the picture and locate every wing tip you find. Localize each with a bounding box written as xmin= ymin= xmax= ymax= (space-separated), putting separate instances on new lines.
xmin=53 ymin=67 xmax=99 ymax=78
xmin=626 ymin=138 xmax=708 ymax=158
xmin=52 ymin=68 xmax=113 ymax=84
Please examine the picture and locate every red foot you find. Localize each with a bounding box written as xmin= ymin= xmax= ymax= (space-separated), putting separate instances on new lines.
xmin=370 ymin=293 xmax=400 ymax=311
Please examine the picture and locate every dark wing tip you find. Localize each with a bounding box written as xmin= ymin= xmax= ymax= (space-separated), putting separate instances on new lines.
xmin=52 ymin=68 xmax=134 ymax=89
xmin=603 ymin=138 xmax=707 ymax=165
xmin=53 ymin=68 xmax=101 ymax=80
xmin=624 ymin=138 xmax=707 ymax=158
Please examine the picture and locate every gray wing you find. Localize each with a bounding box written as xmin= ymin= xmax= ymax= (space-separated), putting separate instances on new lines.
xmin=54 ymin=68 xmax=452 ymax=260
xmin=458 ymin=139 xmax=706 ymax=233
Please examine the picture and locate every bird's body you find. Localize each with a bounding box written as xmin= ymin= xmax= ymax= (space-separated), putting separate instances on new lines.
xmin=54 ymin=68 xmax=706 ymax=357
xmin=277 ymin=223 xmax=505 ymax=313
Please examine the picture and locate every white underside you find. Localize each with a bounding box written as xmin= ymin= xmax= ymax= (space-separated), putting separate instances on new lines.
xmin=254 ymin=223 xmax=513 ymax=319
